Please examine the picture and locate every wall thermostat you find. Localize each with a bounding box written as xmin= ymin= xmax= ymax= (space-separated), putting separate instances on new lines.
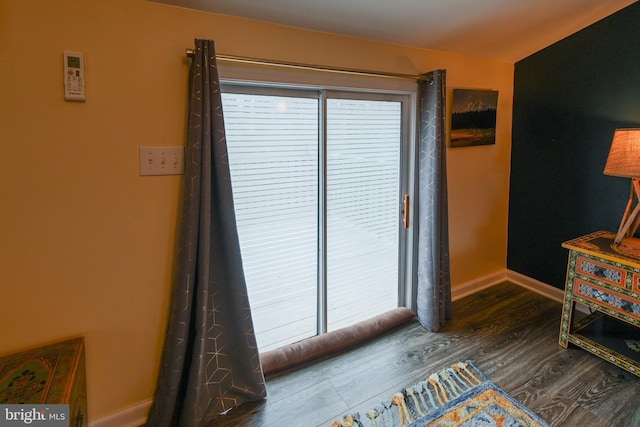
xmin=64 ymin=51 xmax=86 ymax=101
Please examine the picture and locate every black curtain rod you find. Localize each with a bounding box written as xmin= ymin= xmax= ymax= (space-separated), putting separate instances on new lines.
xmin=185 ymin=49 xmax=432 ymax=83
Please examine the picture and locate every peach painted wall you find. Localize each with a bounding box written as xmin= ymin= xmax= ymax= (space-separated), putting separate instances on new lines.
xmin=0 ymin=0 xmax=513 ymax=420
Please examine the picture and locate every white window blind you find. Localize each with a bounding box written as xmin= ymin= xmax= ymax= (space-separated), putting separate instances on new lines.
xmin=326 ymin=99 xmax=401 ymax=330
xmin=224 ymin=93 xmax=319 ymax=350
xmin=223 ymin=89 xmax=404 ymax=351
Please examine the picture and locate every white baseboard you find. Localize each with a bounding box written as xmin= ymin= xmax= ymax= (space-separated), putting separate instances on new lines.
xmin=452 ymin=268 xmax=567 ymax=305
xmin=505 ymin=269 xmax=592 ymax=314
xmin=505 ymin=269 xmax=565 ymax=302
xmin=90 ymin=398 xmax=151 ymax=427
xmin=451 ymin=270 xmax=508 ymax=301
xmin=92 ymin=269 xmax=569 ymax=427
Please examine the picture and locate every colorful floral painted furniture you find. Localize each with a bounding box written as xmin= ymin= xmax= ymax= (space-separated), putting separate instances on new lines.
xmin=560 ymin=231 xmax=640 ymax=377
xmin=0 ymin=337 xmax=88 ymax=426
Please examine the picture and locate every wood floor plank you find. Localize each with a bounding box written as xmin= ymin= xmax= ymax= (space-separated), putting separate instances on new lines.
xmin=215 ymin=380 xmax=349 ymax=427
xmin=211 ymin=282 xmax=640 ymax=427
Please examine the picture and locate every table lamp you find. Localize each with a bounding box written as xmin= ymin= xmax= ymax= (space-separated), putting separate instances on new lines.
xmin=604 ymin=128 xmax=640 ymax=244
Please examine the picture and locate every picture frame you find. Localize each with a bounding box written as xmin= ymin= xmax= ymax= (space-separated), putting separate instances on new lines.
xmin=450 ymin=89 xmax=498 ymax=147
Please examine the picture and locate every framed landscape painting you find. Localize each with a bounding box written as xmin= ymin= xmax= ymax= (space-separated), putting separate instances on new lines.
xmin=450 ymin=89 xmax=498 ymax=147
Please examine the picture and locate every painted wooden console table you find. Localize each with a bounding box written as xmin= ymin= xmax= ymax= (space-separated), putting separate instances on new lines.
xmin=559 ymin=230 xmax=640 ymax=377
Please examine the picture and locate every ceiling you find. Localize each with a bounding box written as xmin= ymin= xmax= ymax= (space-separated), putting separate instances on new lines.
xmin=151 ymin=0 xmax=636 ymax=62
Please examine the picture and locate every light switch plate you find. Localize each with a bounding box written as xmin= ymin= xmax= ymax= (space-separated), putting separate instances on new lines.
xmin=139 ymin=146 xmax=184 ymax=176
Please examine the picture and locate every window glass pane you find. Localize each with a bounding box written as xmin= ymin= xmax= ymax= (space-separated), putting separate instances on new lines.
xmin=326 ymin=98 xmax=401 ymax=330
xmin=223 ymin=93 xmax=319 ymax=351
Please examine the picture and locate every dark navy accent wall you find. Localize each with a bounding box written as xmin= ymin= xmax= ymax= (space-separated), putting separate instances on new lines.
xmin=508 ymin=2 xmax=640 ymax=289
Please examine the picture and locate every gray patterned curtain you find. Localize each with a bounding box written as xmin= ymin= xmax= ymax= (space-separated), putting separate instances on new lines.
xmin=416 ymin=69 xmax=452 ymax=331
xmin=147 ymin=39 xmax=266 ymax=427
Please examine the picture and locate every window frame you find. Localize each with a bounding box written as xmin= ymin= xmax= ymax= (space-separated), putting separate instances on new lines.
xmin=219 ymin=65 xmax=419 ymax=347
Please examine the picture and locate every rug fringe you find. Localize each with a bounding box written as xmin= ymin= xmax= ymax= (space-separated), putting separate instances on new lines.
xmin=333 ymin=360 xmax=486 ymax=427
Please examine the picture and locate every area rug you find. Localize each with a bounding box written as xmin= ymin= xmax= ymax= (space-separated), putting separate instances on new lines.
xmin=331 ymin=361 xmax=550 ymax=427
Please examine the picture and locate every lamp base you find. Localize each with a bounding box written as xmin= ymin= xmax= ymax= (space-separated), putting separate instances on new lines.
xmin=614 ymin=178 xmax=640 ymax=245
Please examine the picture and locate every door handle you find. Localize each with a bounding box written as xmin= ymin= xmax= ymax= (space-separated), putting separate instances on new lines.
xmin=403 ymin=194 xmax=410 ymax=229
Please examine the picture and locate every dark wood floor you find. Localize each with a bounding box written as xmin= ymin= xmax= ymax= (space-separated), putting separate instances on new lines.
xmin=213 ymin=282 xmax=640 ymax=426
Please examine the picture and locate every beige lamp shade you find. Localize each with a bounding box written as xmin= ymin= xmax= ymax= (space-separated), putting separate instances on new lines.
xmin=604 ymin=128 xmax=640 ymax=177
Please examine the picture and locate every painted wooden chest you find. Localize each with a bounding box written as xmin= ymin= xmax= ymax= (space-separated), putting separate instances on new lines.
xmin=0 ymin=337 xmax=88 ymax=426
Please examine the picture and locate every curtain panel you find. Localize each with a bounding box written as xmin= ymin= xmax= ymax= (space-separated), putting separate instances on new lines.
xmin=416 ymin=70 xmax=452 ymax=331
xmin=147 ymin=39 xmax=266 ymax=427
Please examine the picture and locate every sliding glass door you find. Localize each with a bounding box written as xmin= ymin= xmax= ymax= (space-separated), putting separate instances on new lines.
xmin=222 ymin=86 xmax=409 ymax=351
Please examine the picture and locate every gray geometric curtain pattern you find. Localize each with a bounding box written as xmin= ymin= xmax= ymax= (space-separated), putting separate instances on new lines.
xmin=147 ymin=39 xmax=266 ymax=427
xmin=416 ymin=69 xmax=452 ymax=331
